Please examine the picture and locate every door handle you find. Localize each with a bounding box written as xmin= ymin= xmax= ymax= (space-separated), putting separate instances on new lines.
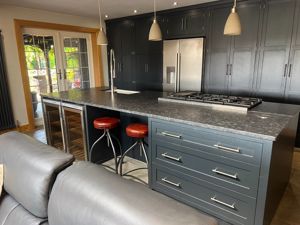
xmin=161 ymin=131 xmax=182 ymax=139
xmin=288 ymin=64 xmax=292 ymax=77
xmin=63 ymin=69 xmax=67 ymax=80
xmin=162 ymin=177 xmax=181 ymax=188
xmin=284 ymin=64 xmax=288 ymax=77
xmin=210 ymin=195 xmax=236 ymax=209
xmin=214 ymin=144 xmax=240 ymax=153
xmin=57 ymin=69 xmax=62 ymax=80
xmin=226 ymin=64 xmax=229 ymax=75
xmin=162 ymin=153 xmax=182 ymax=162
xmin=212 ymin=168 xmax=238 ymax=180
xmin=181 ymin=18 xmax=184 ymax=30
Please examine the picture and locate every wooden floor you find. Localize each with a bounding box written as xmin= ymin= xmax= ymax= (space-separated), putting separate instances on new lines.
xmin=2 ymin=128 xmax=299 ymax=225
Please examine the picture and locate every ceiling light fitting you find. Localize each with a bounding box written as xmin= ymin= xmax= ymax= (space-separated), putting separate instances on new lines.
xmin=149 ymin=0 xmax=162 ymax=41
xmin=97 ymin=0 xmax=108 ymax=45
xmin=224 ymin=0 xmax=242 ymax=36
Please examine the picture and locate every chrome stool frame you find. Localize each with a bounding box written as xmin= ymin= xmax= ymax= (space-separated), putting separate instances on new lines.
xmin=119 ymin=139 xmax=149 ymax=176
xmin=89 ymin=129 xmax=121 ymax=174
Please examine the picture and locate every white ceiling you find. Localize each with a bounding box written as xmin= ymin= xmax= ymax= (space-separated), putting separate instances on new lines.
xmin=0 ymin=0 xmax=218 ymax=19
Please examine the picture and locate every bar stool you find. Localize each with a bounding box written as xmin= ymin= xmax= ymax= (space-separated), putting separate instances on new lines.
xmin=89 ymin=117 xmax=120 ymax=173
xmin=119 ymin=123 xmax=149 ymax=176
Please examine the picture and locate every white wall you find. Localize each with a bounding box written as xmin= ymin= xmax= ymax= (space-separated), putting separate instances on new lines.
xmin=0 ymin=4 xmax=109 ymax=126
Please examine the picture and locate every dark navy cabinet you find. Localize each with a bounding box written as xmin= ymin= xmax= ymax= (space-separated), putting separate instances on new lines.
xmin=149 ymin=117 xmax=297 ymax=225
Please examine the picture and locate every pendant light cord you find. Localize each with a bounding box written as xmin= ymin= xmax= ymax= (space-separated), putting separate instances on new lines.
xmin=154 ymin=0 xmax=157 ymax=20
xmin=98 ymin=0 xmax=103 ymax=27
xmin=233 ymin=0 xmax=237 ymax=8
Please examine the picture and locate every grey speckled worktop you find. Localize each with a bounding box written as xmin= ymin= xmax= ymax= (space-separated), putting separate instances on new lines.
xmin=41 ymin=88 xmax=300 ymax=141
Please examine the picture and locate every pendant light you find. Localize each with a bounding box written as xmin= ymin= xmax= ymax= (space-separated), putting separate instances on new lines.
xmin=149 ymin=0 xmax=162 ymax=41
xmin=224 ymin=0 xmax=242 ymax=36
xmin=97 ymin=0 xmax=108 ymax=45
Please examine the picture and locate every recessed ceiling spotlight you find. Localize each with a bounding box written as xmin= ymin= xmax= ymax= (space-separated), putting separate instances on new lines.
xmin=105 ymin=15 xmax=109 ymax=18
xmin=173 ymin=2 xmax=178 ymax=6
xmin=133 ymin=9 xmax=138 ymax=14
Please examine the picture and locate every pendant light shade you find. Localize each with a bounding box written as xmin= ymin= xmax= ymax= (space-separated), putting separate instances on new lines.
xmin=97 ymin=0 xmax=108 ymax=45
xmin=97 ymin=27 xmax=108 ymax=45
xmin=224 ymin=0 xmax=242 ymax=36
xmin=149 ymin=19 xmax=162 ymax=41
xmin=149 ymin=0 xmax=162 ymax=41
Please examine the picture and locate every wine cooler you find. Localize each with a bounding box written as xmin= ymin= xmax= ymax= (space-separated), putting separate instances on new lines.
xmin=42 ymin=99 xmax=88 ymax=161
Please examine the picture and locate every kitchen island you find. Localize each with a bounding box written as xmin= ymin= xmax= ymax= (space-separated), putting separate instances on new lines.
xmin=41 ymin=88 xmax=300 ymax=225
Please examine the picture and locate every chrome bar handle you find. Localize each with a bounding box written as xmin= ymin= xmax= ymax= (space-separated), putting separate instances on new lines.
xmin=212 ymin=168 xmax=238 ymax=180
xmin=226 ymin=64 xmax=229 ymax=75
xmin=211 ymin=196 xmax=236 ymax=209
xmin=162 ymin=153 xmax=182 ymax=162
xmin=284 ymin=64 xmax=288 ymax=77
xmin=214 ymin=144 xmax=240 ymax=153
xmin=162 ymin=177 xmax=181 ymax=188
xmin=161 ymin=131 xmax=182 ymax=139
xmin=288 ymin=64 xmax=292 ymax=77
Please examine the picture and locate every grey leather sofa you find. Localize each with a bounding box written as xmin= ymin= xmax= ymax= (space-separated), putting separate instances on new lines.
xmin=0 ymin=132 xmax=217 ymax=225
xmin=0 ymin=132 xmax=74 ymax=225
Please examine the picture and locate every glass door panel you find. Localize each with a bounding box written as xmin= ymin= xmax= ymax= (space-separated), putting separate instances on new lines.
xmin=43 ymin=103 xmax=64 ymax=150
xmin=62 ymin=36 xmax=91 ymax=90
xmin=23 ymin=33 xmax=61 ymax=123
xmin=62 ymin=106 xmax=87 ymax=161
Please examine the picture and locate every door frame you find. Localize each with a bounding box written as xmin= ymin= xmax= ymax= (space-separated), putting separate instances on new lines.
xmin=14 ymin=19 xmax=104 ymax=131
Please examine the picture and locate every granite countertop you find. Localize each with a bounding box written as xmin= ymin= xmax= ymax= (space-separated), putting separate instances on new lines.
xmin=41 ymin=88 xmax=300 ymax=141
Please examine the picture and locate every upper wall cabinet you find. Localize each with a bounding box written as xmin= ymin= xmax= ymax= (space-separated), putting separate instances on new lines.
xmin=285 ymin=1 xmax=300 ymax=103
xmin=107 ymin=19 xmax=136 ymax=89
xmin=162 ymin=9 xmax=207 ymax=39
xmin=255 ymin=0 xmax=296 ymax=99
xmin=205 ymin=1 xmax=262 ymax=96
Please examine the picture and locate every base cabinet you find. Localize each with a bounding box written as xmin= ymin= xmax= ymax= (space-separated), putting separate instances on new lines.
xmin=149 ymin=118 xmax=296 ymax=225
xmin=42 ymin=98 xmax=88 ymax=161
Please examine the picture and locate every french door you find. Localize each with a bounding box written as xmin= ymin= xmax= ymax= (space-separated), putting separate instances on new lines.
xmin=22 ymin=28 xmax=94 ymax=124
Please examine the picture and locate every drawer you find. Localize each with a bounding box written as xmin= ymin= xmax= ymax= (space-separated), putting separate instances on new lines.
xmin=151 ymin=119 xmax=263 ymax=165
xmin=152 ymin=165 xmax=256 ymax=225
xmin=152 ymin=140 xmax=260 ymax=198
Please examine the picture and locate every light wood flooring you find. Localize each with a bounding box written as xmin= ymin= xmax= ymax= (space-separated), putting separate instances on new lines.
xmin=2 ymin=128 xmax=299 ymax=225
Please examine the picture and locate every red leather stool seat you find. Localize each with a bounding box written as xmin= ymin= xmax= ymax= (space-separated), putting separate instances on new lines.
xmin=93 ymin=117 xmax=120 ymax=130
xmin=126 ymin=123 xmax=148 ymax=139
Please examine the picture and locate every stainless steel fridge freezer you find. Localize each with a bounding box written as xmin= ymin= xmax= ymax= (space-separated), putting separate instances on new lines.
xmin=163 ymin=38 xmax=204 ymax=92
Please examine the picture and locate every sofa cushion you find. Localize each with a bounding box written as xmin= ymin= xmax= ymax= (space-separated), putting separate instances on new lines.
xmin=0 ymin=195 xmax=46 ymax=225
xmin=0 ymin=164 xmax=3 ymax=196
xmin=0 ymin=132 xmax=74 ymax=219
xmin=48 ymin=162 xmax=218 ymax=225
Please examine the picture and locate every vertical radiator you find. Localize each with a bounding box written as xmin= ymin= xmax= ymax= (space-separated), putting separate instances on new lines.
xmin=0 ymin=30 xmax=15 ymax=130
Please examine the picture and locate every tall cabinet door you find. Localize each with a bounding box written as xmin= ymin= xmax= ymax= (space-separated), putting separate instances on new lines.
xmin=228 ymin=1 xmax=261 ymax=96
xmin=205 ymin=6 xmax=231 ymax=94
xmin=255 ymin=0 xmax=295 ymax=99
xmin=285 ymin=1 xmax=300 ymax=103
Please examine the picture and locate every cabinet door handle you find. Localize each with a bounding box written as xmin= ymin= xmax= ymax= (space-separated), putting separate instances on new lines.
xmin=230 ymin=64 xmax=233 ymax=76
xmin=284 ymin=64 xmax=288 ymax=77
xmin=161 ymin=131 xmax=182 ymax=139
xmin=226 ymin=64 xmax=229 ymax=75
xmin=214 ymin=144 xmax=240 ymax=153
xmin=212 ymin=168 xmax=238 ymax=180
xmin=211 ymin=196 xmax=236 ymax=209
xmin=162 ymin=177 xmax=181 ymax=188
xmin=288 ymin=64 xmax=292 ymax=77
xmin=145 ymin=64 xmax=147 ymax=73
xmin=162 ymin=153 xmax=182 ymax=162
xmin=181 ymin=18 xmax=184 ymax=30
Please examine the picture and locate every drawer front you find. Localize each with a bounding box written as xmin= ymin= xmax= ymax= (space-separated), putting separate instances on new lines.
xmin=151 ymin=119 xmax=263 ymax=165
xmin=152 ymin=140 xmax=259 ymax=197
xmin=152 ymin=165 xmax=256 ymax=225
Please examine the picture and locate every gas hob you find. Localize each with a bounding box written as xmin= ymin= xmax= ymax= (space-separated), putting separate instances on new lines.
xmin=159 ymin=91 xmax=262 ymax=111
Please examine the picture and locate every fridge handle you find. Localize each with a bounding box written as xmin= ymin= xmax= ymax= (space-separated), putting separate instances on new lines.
xmin=175 ymin=53 xmax=179 ymax=92
xmin=178 ymin=53 xmax=182 ymax=92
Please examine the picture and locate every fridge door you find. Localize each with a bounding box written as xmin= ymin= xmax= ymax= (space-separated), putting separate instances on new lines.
xmin=178 ymin=38 xmax=204 ymax=92
xmin=163 ymin=40 xmax=179 ymax=92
